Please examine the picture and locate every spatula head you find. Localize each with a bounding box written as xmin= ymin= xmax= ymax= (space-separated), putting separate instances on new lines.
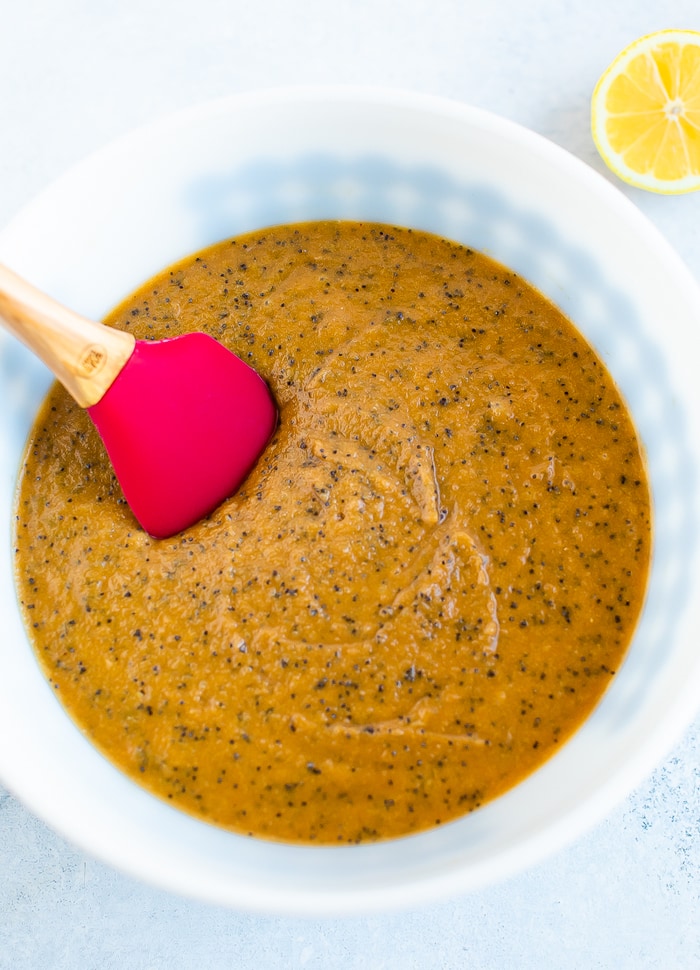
xmin=88 ymin=333 xmax=277 ymax=538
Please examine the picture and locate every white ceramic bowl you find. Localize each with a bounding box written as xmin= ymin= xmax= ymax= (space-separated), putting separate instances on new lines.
xmin=2 ymin=88 xmax=700 ymax=916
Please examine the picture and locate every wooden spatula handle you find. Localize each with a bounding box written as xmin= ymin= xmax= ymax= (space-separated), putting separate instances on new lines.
xmin=0 ymin=263 xmax=135 ymax=408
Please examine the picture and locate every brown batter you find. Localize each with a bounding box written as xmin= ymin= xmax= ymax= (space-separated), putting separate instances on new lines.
xmin=13 ymin=221 xmax=651 ymax=843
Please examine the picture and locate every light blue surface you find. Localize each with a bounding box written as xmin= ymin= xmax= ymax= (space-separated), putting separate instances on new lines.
xmin=1 ymin=1 xmax=700 ymax=966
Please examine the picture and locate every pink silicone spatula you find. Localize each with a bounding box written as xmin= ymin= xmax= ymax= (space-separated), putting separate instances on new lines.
xmin=0 ymin=264 xmax=278 ymax=538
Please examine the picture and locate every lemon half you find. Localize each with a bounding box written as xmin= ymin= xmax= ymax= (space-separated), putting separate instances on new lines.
xmin=591 ymin=29 xmax=700 ymax=194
